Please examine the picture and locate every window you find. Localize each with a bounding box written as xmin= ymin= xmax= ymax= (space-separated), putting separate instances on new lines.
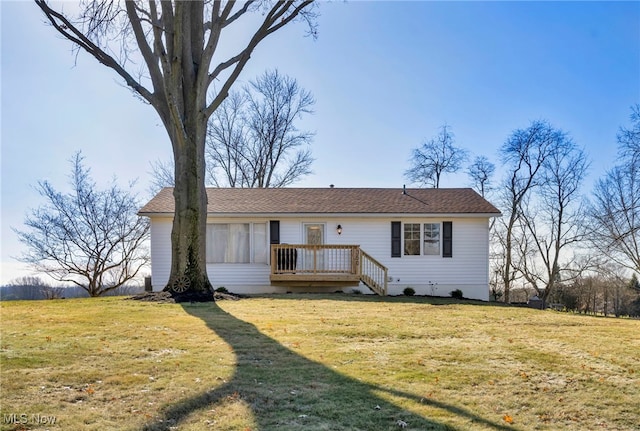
xmin=206 ymin=223 xmax=267 ymax=264
xmin=423 ymin=223 xmax=440 ymax=255
xmin=305 ymin=224 xmax=324 ymax=245
xmin=399 ymin=222 xmax=450 ymax=257
xmin=253 ymin=223 xmax=267 ymax=264
xmin=404 ymin=223 xmax=420 ymax=256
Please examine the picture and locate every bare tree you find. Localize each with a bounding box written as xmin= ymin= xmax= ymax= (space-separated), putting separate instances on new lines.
xmin=587 ymin=104 xmax=640 ymax=274
xmin=35 ymin=1 xmax=317 ymax=298
xmin=207 ymin=69 xmax=315 ymax=187
xmin=149 ymin=70 xmax=315 ymax=190
xmin=467 ymin=155 xmax=495 ymax=197
xmin=405 ymin=124 xmax=469 ymax=188
xmin=495 ymin=120 xmax=565 ymax=302
xmin=588 ymin=165 xmax=639 ymax=272
xmin=14 ymin=153 xmax=150 ymax=297
xmin=516 ymin=137 xmax=590 ymax=302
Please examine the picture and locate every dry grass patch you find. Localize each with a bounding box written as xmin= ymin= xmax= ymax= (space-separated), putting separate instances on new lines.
xmin=1 ymin=294 xmax=638 ymax=430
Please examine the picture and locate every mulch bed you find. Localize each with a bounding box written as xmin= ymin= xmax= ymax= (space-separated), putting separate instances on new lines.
xmin=127 ymin=290 xmax=242 ymax=303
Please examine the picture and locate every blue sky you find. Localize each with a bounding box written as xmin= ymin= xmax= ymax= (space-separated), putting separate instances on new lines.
xmin=1 ymin=1 xmax=639 ymax=284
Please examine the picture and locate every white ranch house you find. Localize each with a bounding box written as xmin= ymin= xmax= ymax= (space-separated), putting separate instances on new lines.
xmin=139 ymin=187 xmax=501 ymax=300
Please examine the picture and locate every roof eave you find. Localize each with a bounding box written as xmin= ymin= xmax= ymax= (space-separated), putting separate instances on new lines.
xmin=140 ymin=211 xmax=502 ymax=218
xmin=138 ymin=211 xmax=174 ymax=218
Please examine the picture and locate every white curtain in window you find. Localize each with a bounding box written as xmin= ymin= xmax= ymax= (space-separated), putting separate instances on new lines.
xmin=207 ymin=224 xmax=228 ymax=263
xmin=207 ymin=224 xmax=250 ymax=263
xmin=228 ymin=224 xmax=250 ymax=263
xmin=253 ymin=223 xmax=267 ymax=264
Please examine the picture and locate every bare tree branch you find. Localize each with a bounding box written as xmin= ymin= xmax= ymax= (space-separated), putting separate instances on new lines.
xmin=205 ymin=1 xmax=317 ymax=118
xmin=36 ymin=0 xmax=156 ymax=104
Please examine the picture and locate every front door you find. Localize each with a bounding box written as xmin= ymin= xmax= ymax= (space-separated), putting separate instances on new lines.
xmin=304 ymin=223 xmax=325 ymax=271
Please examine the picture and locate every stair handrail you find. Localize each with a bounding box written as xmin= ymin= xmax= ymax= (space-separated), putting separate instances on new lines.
xmin=359 ymin=249 xmax=388 ymax=296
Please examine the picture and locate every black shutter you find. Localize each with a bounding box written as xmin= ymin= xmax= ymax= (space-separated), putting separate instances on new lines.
xmin=442 ymin=221 xmax=452 ymax=258
xmin=270 ymin=220 xmax=280 ymax=244
xmin=391 ymin=221 xmax=401 ymax=257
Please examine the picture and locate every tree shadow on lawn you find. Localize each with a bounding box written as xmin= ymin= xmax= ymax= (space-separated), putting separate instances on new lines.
xmin=142 ymin=302 xmax=516 ymax=431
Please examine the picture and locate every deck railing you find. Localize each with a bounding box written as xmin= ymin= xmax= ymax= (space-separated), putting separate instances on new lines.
xmin=271 ymin=244 xmax=359 ymax=275
xmin=270 ymin=244 xmax=388 ymax=295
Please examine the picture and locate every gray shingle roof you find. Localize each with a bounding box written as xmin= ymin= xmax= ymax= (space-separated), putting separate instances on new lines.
xmin=139 ymin=187 xmax=501 ymax=216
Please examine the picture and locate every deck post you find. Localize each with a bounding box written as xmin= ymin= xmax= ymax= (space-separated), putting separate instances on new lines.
xmin=354 ymin=246 xmax=360 ymax=276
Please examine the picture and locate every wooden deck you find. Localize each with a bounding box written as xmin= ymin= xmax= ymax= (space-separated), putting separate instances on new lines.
xmin=270 ymin=244 xmax=388 ymax=295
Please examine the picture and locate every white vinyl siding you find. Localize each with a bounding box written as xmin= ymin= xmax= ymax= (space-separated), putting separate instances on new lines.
xmin=149 ymin=218 xmax=173 ymax=291
xmin=383 ymin=218 xmax=490 ymax=299
xmin=147 ymin=215 xmax=491 ymax=300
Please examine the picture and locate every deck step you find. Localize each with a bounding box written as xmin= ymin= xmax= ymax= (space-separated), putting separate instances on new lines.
xmin=360 ymin=275 xmax=385 ymax=296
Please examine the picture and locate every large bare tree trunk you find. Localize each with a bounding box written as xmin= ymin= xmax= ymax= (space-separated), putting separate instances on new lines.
xmin=169 ymin=116 xmax=212 ymax=294
xmin=151 ymin=2 xmax=213 ymax=296
xmin=173 ymin=123 xmax=209 ymax=294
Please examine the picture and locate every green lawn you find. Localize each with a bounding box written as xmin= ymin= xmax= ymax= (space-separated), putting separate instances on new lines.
xmin=1 ymin=294 xmax=638 ymax=430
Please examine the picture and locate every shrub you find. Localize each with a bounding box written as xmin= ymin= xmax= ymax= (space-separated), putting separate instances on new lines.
xmin=450 ymin=289 xmax=464 ymax=299
xmin=490 ymin=286 xmax=503 ymax=302
xmin=215 ymin=286 xmax=229 ymax=293
xmin=403 ymin=287 xmax=415 ymax=296
xmin=351 ymin=289 xmax=362 ymax=295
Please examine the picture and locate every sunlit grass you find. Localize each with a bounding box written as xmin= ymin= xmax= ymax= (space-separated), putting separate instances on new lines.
xmin=1 ymin=295 xmax=638 ymax=430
